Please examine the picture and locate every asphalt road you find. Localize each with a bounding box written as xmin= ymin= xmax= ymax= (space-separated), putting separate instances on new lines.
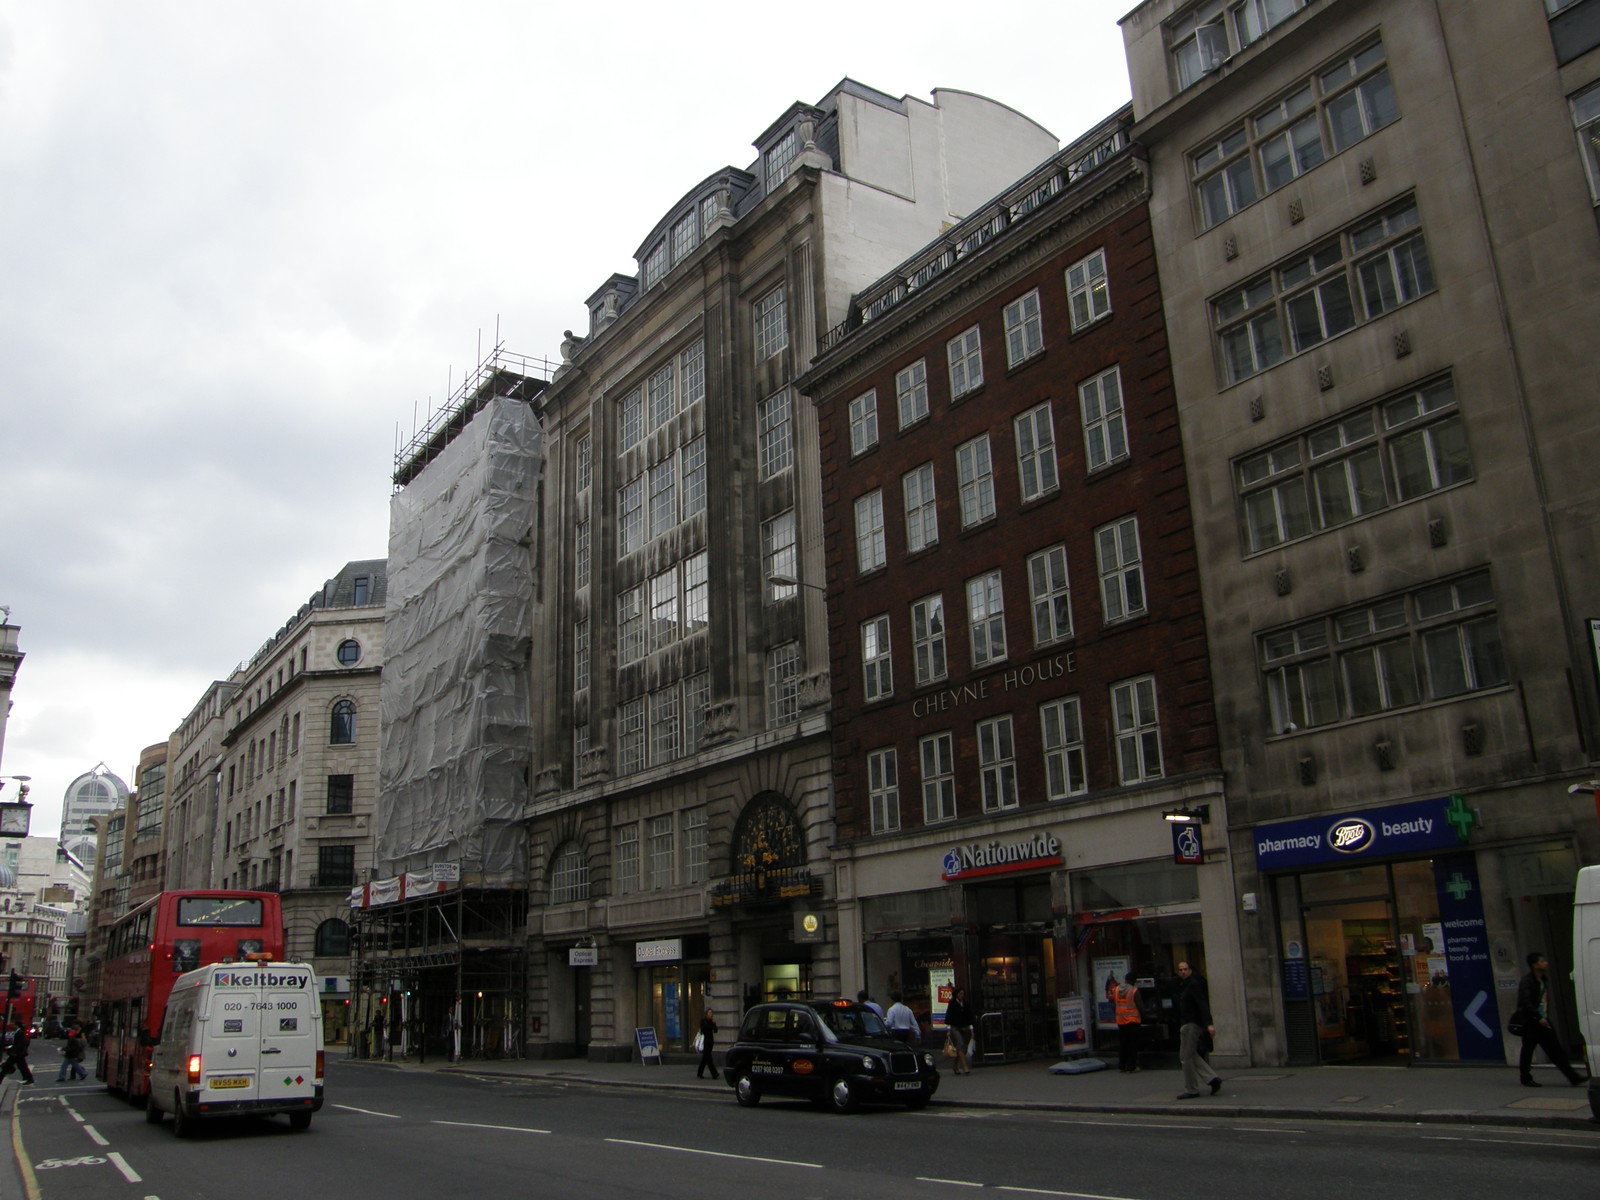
xmin=7 ymin=1063 xmax=1597 ymax=1200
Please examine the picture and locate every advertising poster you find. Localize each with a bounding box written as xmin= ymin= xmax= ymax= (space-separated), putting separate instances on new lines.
xmin=1058 ymin=995 xmax=1088 ymax=1054
xmin=929 ymin=966 xmax=954 ymax=1028
xmin=1431 ymin=853 xmax=1503 ymax=1061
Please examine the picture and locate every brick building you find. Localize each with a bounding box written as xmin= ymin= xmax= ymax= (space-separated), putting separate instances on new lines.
xmin=797 ymin=109 xmax=1235 ymax=1061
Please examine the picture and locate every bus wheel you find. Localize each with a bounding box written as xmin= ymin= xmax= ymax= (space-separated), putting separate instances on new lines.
xmin=143 ymin=1094 xmax=163 ymax=1125
xmin=172 ymin=1095 xmax=195 ymax=1139
xmin=288 ymin=1111 xmax=312 ymax=1132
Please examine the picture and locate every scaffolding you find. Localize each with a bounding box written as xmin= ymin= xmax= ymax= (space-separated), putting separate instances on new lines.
xmin=348 ymin=887 xmax=528 ymax=1062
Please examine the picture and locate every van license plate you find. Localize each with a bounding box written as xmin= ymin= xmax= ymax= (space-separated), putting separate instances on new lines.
xmin=209 ymin=1077 xmax=250 ymax=1089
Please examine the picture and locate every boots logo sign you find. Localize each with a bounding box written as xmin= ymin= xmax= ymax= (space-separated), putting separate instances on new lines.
xmin=1328 ymin=817 xmax=1377 ymax=854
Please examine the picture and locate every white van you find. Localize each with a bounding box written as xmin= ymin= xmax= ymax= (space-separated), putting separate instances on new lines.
xmin=1575 ymin=865 xmax=1600 ymax=1121
xmin=145 ymin=961 xmax=325 ymax=1136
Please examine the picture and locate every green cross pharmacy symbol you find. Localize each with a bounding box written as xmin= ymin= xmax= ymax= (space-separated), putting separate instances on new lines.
xmin=1444 ymin=872 xmax=1473 ymax=901
xmin=1444 ymin=793 xmax=1477 ymax=841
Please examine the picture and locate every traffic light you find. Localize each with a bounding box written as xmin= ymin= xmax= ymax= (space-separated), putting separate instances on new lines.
xmin=7 ymin=971 xmax=20 ymax=998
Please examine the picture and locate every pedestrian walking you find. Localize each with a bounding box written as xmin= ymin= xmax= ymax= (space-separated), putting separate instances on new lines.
xmin=55 ymin=1025 xmax=88 ymax=1083
xmin=944 ymin=987 xmax=975 ymax=1074
xmin=695 ymin=1007 xmax=719 ymax=1079
xmin=1514 ymin=951 xmax=1584 ymax=1087
xmin=856 ymin=989 xmax=884 ymax=1018
xmin=884 ymin=992 xmax=921 ymax=1043
xmin=1112 ymin=972 xmax=1143 ymax=1073
xmin=1174 ymin=961 xmax=1220 ymax=1099
xmin=0 ymin=1020 xmax=34 ymax=1085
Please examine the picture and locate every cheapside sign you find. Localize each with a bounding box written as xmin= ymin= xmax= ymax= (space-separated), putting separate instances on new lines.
xmin=1253 ymin=795 xmax=1477 ymax=871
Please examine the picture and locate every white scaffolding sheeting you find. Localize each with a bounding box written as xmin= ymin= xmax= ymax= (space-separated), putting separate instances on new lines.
xmin=378 ymin=395 xmax=541 ymax=885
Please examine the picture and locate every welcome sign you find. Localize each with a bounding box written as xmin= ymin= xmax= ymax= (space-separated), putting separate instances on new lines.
xmin=1253 ymin=795 xmax=1477 ymax=871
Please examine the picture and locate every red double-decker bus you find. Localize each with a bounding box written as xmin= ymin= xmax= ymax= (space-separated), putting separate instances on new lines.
xmin=96 ymin=891 xmax=285 ymax=1101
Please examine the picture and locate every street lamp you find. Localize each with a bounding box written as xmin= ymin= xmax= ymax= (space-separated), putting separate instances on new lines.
xmin=1162 ymin=804 xmax=1210 ymax=825
xmin=0 ymin=777 xmax=31 ymax=837
xmin=768 ymin=573 xmax=827 ymax=594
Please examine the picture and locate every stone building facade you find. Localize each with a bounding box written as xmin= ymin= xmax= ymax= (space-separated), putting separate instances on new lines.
xmin=1121 ymin=0 xmax=1600 ymax=1066
xmin=526 ymin=81 xmax=1060 ymax=1059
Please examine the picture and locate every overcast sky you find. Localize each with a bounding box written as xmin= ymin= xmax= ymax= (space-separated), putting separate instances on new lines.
xmin=0 ymin=0 xmax=1135 ymax=837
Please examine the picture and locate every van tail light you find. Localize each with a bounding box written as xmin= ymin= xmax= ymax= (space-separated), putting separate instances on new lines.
xmin=186 ymin=1054 xmax=202 ymax=1085
xmin=315 ymin=1050 xmax=325 ymax=1082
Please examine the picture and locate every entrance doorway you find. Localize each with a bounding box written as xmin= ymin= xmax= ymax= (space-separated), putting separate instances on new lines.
xmin=1278 ymin=866 xmax=1408 ymax=1064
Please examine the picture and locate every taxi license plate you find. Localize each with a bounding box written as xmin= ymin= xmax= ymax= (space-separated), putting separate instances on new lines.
xmin=209 ymin=1077 xmax=251 ymax=1090
xmin=893 ymin=1081 xmax=921 ymax=1091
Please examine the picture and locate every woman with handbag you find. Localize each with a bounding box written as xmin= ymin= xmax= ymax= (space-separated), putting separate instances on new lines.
xmin=695 ymin=1007 xmax=719 ymax=1079
xmin=944 ymin=988 xmax=975 ymax=1075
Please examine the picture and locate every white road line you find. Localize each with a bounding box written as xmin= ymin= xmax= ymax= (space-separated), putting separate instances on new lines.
xmin=432 ymin=1121 xmax=550 ymax=1134
xmin=605 ymin=1138 xmax=822 ymax=1169
xmin=333 ymin=1104 xmax=401 ymax=1118
xmin=996 ymin=1189 xmax=1145 ymax=1200
xmin=1423 ymin=1135 xmax=1596 ymax=1151
xmin=69 ymin=1111 xmax=85 ymax=1123
xmin=107 ymin=1153 xmax=142 ymax=1183
xmin=81 ymin=1125 xmax=110 ymax=1146
xmin=916 ymin=1177 xmax=985 ymax=1187
xmin=1057 ymin=1120 xmax=1210 ymax=1131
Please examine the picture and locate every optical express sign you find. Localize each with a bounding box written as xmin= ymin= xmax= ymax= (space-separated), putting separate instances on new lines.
xmin=1254 ymin=794 xmax=1477 ymax=871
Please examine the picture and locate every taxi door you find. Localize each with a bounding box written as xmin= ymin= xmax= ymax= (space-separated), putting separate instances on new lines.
xmin=257 ymin=981 xmax=317 ymax=1102
xmin=202 ymin=984 xmax=261 ymax=1102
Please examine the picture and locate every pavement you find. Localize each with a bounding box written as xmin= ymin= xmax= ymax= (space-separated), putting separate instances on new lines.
xmin=341 ymin=1048 xmax=1600 ymax=1134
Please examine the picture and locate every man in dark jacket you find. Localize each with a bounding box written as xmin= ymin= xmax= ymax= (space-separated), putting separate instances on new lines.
xmin=1174 ymin=961 xmax=1221 ymax=1099
xmin=0 ymin=1020 xmax=33 ymax=1085
xmin=1516 ymin=951 xmax=1583 ymax=1087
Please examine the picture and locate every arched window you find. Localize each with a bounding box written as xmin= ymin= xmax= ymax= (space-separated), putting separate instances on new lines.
xmin=330 ymin=700 xmax=356 ymax=745
xmin=550 ymin=842 xmax=590 ymax=904
xmin=315 ymin=917 xmax=351 ymax=957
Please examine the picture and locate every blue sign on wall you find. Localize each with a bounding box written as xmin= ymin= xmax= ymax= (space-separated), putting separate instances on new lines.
xmin=1253 ymin=795 xmax=1477 ymax=871
xmin=1432 ymin=852 xmax=1505 ymax=1062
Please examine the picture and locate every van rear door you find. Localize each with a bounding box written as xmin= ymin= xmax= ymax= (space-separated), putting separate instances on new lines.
xmin=256 ymin=974 xmax=317 ymax=1103
xmin=202 ymin=979 xmax=261 ymax=1103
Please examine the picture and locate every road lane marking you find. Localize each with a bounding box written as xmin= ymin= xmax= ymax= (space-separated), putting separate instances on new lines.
xmin=916 ymin=1177 xmax=985 ymax=1187
xmin=996 ymin=1189 xmax=1144 ymax=1200
xmin=108 ymin=1153 xmax=142 ymax=1183
xmin=1056 ymin=1120 xmax=1209 ymax=1131
xmin=433 ymin=1121 xmax=551 ymax=1134
xmin=605 ymin=1137 xmax=822 ymax=1169
xmin=1423 ymin=1135 xmax=1596 ymax=1150
xmin=333 ymin=1104 xmax=401 ymax=1118
xmin=82 ymin=1125 xmax=110 ymax=1146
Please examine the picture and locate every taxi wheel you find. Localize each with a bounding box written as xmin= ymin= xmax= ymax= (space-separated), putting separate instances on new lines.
xmin=828 ymin=1076 xmax=857 ymax=1114
xmin=733 ymin=1073 xmax=761 ymax=1107
xmin=144 ymin=1093 xmax=163 ymax=1124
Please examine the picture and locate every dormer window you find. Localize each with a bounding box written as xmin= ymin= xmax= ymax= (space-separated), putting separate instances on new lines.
xmin=699 ymin=194 xmax=720 ymax=237
xmin=672 ymin=213 xmax=699 ymax=265
xmin=765 ymin=129 xmax=799 ymax=189
xmin=642 ymin=241 xmax=669 ymax=289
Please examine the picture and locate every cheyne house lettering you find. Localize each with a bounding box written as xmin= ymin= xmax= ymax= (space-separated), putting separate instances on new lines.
xmin=942 ymin=833 xmax=1062 ymax=881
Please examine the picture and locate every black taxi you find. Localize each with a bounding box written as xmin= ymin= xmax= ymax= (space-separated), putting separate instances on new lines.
xmin=723 ymin=999 xmax=940 ymax=1113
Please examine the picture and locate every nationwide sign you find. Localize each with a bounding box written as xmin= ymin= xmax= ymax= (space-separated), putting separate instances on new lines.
xmin=1253 ymin=795 xmax=1478 ymax=871
xmin=941 ymin=832 xmax=1062 ymax=881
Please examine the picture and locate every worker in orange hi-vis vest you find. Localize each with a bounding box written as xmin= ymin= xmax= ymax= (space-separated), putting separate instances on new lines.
xmin=1112 ymin=972 xmax=1143 ymax=1074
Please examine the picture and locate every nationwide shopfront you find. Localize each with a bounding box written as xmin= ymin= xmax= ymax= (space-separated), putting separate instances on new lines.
xmin=849 ymin=802 xmax=1239 ymax=1065
xmin=1252 ymin=794 xmax=1582 ymax=1066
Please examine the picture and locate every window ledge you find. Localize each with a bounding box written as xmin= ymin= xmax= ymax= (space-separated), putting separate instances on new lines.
xmin=1004 ymin=348 xmax=1048 ymax=377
